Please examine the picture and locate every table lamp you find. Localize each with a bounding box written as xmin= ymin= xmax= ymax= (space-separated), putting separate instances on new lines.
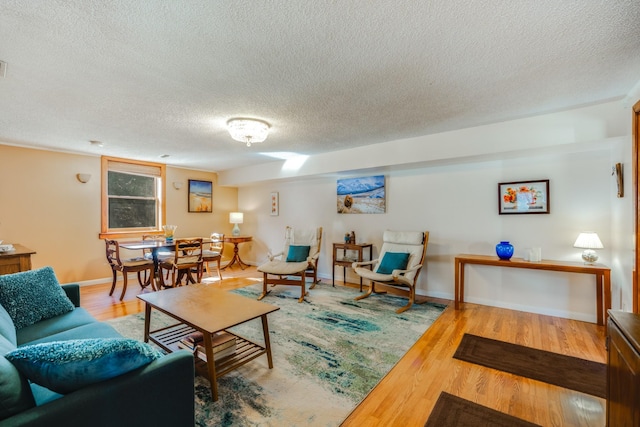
xmin=229 ymin=212 xmax=243 ymax=236
xmin=573 ymin=232 xmax=603 ymax=264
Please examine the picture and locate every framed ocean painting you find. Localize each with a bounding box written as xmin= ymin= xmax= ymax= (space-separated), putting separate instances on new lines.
xmin=337 ymin=175 xmax=386 ymax=214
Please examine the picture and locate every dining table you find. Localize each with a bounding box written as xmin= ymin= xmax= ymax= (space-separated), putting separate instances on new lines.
xmin=119 ymin=237 xmax=211 ymax=285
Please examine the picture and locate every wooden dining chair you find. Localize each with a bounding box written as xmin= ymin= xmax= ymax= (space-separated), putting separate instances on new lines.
xmin=157 ymin=238 xmax=204 ymax=288
xmin=202 ymin=233 xmax=225 ymax=281
xmin=141 ymin=234 xmax=174 ymax=282
xmin=105 ymin=239 xmax=155 ymax=300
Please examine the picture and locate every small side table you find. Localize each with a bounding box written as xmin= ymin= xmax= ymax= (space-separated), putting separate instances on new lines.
xmin=0 ymin=244 xmax=36 ymax=276
xmin=333 ymin=242 xmax=373 ymax=291
xmin=222 ymin=236 xmax=253 ymax=270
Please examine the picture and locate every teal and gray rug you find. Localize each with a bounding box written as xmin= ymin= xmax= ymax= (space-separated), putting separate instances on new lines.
xmin=106 ymin=283 xmax=445 ymax=426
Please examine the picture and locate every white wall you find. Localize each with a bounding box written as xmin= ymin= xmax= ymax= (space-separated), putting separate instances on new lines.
xmin=234 ymin=101 xmax=633 ymax=323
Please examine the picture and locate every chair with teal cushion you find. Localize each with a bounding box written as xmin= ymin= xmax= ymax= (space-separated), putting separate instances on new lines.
xmin=257 ymin=226 xmax=322 ymax=302
xmin=352 ymin=230 xmax=429 ymax=313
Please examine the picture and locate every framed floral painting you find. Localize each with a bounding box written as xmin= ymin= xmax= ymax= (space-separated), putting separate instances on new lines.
xmin=498 ymin=179 xmax=549 ymax=214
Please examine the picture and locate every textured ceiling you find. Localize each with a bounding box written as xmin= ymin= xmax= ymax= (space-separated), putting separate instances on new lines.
xmin=1 ymin=1 xmax=639 ymax=172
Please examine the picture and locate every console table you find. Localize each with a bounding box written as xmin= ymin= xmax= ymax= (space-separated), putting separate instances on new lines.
xmin=454 ymin=254 xmax=611 ymax=326
xmin=0 ymin=244 xmax=36 ymax=276
xmin=332 ymin=242 xmax=373 ymax=291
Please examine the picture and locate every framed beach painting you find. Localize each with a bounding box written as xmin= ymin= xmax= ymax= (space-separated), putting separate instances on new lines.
xmin=188 ymin=179 xmax=212 ymax=212
xmin=337 ymin=175 xmax=386 ymax=214
xmin=498 ymin=179 xmax=549 ymax=214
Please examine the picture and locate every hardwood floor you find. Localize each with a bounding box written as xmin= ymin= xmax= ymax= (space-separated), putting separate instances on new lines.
xmin=81 ymin=266 xmax=607 ymax=427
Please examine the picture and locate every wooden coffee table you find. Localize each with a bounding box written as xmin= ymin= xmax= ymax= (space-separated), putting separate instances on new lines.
xmin=137 ymin=284 xmax=280 ymax=401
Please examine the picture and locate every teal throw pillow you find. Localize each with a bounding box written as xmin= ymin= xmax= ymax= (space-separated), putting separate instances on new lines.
xmin=286 ymin=245 xmax=310 ymax=262
xmin=0 ymin=303 xmax=16 ymax=345
xmin=5 ymin=338 xmax=163 ymax=394
xmin=0 ymin=352 xmax=35 ymax=419
xmin=376 ymin=252 xmax=410 ymax=274
xmin=0 ymin=267 xmax=75 ymax=329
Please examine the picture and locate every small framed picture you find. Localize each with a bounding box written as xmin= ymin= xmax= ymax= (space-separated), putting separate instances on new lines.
xmin=188 ymin=180 xmax=212 ymax=213
xmin=498 ymin=180 xmax=550 ymax=215
xmin=270 ymin=192 xmax=279 ymax=216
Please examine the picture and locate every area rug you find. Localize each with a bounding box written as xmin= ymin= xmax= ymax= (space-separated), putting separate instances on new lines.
xmin=106 ymin=283 xmax=446 ymax=426
xmin=424 ymin=392 xmax=541 ymax=427
xmin=453 ymin=333 xmax=606 ymax=398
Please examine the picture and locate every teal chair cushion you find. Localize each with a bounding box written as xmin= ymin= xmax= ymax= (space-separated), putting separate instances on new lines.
xmin=376 ymin=252 xmax=410 ymax=274
xmin=286 ymin=245 xmax=310 ymax=262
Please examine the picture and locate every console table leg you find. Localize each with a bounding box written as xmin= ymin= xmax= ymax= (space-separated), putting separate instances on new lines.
xmin=603 ymin=270 xmax=611 ymax=328
xmin=455 ymin=259 xmax=464 ymax=310
xmin=596 ymin=273 xmax=603 ymax=326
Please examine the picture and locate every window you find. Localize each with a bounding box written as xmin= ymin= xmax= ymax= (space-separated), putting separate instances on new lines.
xmin=100 ymin=156 xmax=166 ymax=238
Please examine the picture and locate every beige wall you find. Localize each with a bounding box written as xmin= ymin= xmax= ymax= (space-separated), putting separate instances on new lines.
xmin=0 ymin=144 xmax=237 ymax=283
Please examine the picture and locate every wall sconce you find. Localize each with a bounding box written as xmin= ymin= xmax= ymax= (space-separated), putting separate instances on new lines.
xmin=229 ymin=212 xmax=244 ymax=236
xmin=76 ymin=173 xmax=91 ymax=184
xmin=172 ymin=181 xmax=184 ymax=190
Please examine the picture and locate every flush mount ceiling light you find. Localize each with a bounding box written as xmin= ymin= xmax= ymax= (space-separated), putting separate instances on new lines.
xmin=226 ymin=118 xmax=270 ymax=147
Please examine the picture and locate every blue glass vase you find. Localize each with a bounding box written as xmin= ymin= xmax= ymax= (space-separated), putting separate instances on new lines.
xmin=496 ymin=241 xmax=514 ymax=260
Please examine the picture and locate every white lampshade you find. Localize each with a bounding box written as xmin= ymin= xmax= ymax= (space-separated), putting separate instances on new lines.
xmin=229 ymin=212 xmax=243 ymax=236
xmin=573 ymin=232 xmax=603 ymax=264
xmin=227 ymin=118 xmax=270 ymax=147
xmin=229 ymin=212 xmax=244 ymax=224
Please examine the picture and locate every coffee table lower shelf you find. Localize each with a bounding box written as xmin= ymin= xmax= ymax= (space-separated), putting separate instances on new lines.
xmin=148 ymin=323 xmax=268 ymax=388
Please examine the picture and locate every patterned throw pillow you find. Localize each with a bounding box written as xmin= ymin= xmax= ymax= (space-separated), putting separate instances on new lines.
xmin=5 ymin=338 xmax=163 ymax=394
xmin=286 ymin=245 xmax=310 ymax=262
xmin=0 ymin=267 xmax=75 ymax=329
xmin=375 ymin=252 xmax=410 ymax=274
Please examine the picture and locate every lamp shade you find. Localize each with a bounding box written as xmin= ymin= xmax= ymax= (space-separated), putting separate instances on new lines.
xmin=229 ymin=212 xmax=243 ymax=237
xmin=229 ymin=212 xmax=244 ymax=224
xmin=573 ymin=232 xmax=604 ymax=249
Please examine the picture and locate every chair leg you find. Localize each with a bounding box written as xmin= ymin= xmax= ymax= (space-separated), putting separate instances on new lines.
xmin=108 ymin=270 xmax=117 ymax=296
xmin=119 ymin=272 xmax=128 ymax=301
xmin=309 ymin=269 xmax=318 ymax=290
xmin=354 ymin=280 xmax=375 ymax=301
xmin=258 ymin=272 xmax=270 ymax=300
xmin=216 ymin=259 xmax=223 ymax=281
xmin=298 ymin=271 xmax=306 ymax=303
xmin=395 ymin=287 xmax=415 ymax=314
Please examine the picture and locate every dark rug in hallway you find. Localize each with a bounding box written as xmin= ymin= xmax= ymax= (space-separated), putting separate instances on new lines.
xmin=424 ymin=392 xmax=541 ymax=427
xmin=453 ymin=333 xmax=606 ymax=398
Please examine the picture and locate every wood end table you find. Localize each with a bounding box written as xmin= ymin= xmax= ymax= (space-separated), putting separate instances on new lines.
xmin=332 ymin=242 xmax=373 ymax=291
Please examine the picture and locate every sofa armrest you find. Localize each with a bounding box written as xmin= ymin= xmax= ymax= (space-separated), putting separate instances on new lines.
xmin=0 ymin=351 xmax=195 ymax=427
xmin=61 ymin=284 xmax=80 ymax=308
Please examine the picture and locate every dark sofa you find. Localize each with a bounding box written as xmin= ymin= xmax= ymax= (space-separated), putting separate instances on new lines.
xmin=0 ymin=268 xmax=195 ymax=426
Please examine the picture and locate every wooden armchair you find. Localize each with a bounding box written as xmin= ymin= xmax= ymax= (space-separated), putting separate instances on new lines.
xmin=257 ymin=226 xmax=322 ymax=302
xmin=352 ymin=230 xmax=429 ymax=313
xmin=105 ymin=239 xmax=155 ymax=300
xmin=157 ymin=238 xmax=204 ymax=288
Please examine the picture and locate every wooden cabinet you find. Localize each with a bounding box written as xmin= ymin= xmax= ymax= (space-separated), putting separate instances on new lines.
xmin=607 ymin=310 xmax=640 ymax=426
xmin=0 ymin=244 xmax=36 ymax=275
